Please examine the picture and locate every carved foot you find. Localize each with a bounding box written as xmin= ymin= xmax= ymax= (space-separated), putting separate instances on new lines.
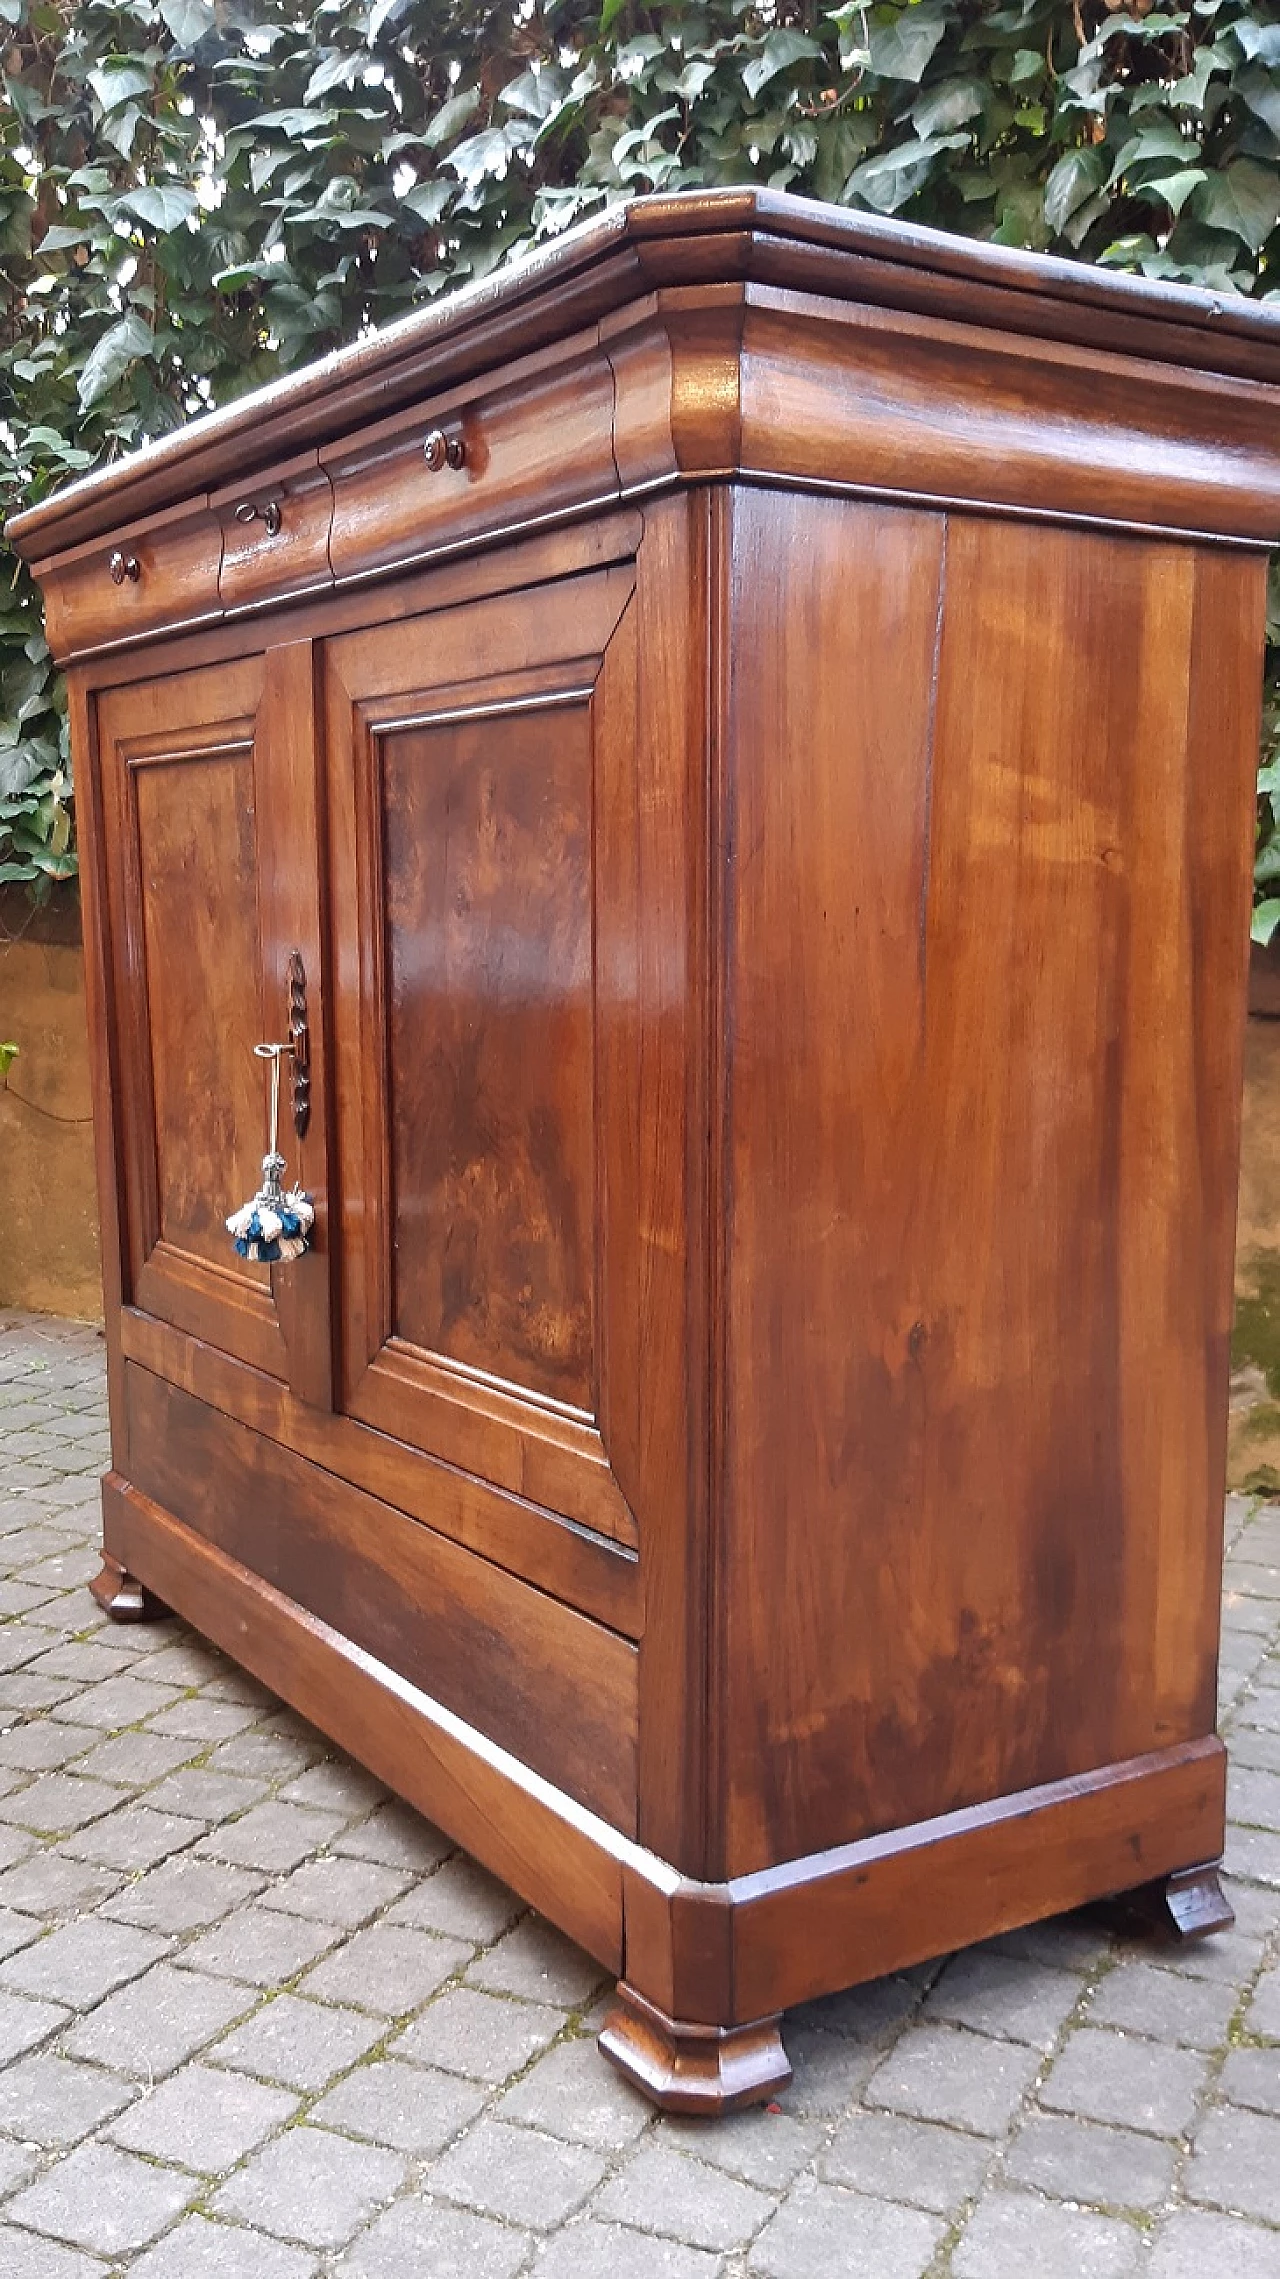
xmin=599 ymin=1983 xmax=791 ymax=2115
xmin=1103 ymin=1862 xmax=1235 ymax=1945
xmin=90 ymin=1554 xmax=169 ymax=1624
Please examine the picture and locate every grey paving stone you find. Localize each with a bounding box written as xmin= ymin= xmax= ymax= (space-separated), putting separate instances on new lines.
xmin=496 ymin=2035 xmax=654 ymax=2151
xmin=0 ymin=1908 xmax=41 ymax=1964
xmin=99 ymin=1854 xmax=268 ymax=1934
xmin=865 ymin=2024 xmax=1041 ymax=2137
xmin=6 ymin=2139 xmax=197 ymax=2253
xmin=26 ymin=1644 xmax=128 ymax=1686
xmin=277 ymin=1759 xmax=387 ymax=1818
xmin=0 ymin=1916 xmax=169 ymax=2007
xmin=984 ymin=1915 xmax=1113 ymax=1972
xmin=1226 ymin=1826 xmax=1280 ymax=1885
xmin=1038 ymin=2025 xmax=1209 ymax=2136
xmin=212 ymin=2123 xmax=406 ymax=2248
xmin=147 ymin=1695 xmax=260 ymax=1741
xmin=301 ymin=1921 xmax=468 ymax=2015
xmin=337 ymin=2198 xmax=531 ymax=2279
xmin=387 ymin=1855 xmax=521 ymax=1943
xmin=107 ymin=2060 xmax=299 ymax=2171
xmin=431 ymin=2115 xmax=607 ymax=2232
xmin=129 ymin=2214 xmax=320 ymax=2278
xmin=197 ymin=1800 xmax=345 ymax=1872
xmin=1247 ymin=1961 xmax=1280 ymax=2037
xmin=312 ymin=2057 xmax=487 ymax=2155
xmin=138 ymin=1639 xmax=237 ymax=1689
xmin=143 ymin=1766 xmax=270 ymax=1823
xmin=1234 ymin=1726 xmax=1280 ymax=1772
xmin=1004 ymin=2108 xmax=1177 ymax=2208
xmin=0 ymin=1724 xmax=92 ymax=1773
xmin=749 ymin=2176 xmax=942 ymax=2279
xmin=210 ymin=1990 xmax=384 ymax=2090
xmin=333 ymin=1800 xmax=453 ymax=1871
xmin=922 ymin=1950 xmax=1083 ymax=2048
xmin=1185 ymin=2103 xmax=1280 ymax=2223
xmin=178 ymin=1904 xmax=342 ymax=1986
xmin=820 ymin=2107 xmax=991 ymax=2213
xmin=952 ymin=2189 xmax=1142 ymax=2277
xmin=208 ymin=1730 xmax=322 ymax=1783
xmin=771 ymin=2023 xmax=879 ymax=2118
xmin=61 ymin=1960 xmax=255 ymax=2077
xmin=1085 ymin=1958 xmax=1239 ymax=2048
xmin=659 ymin=2108 xmax=821 ymax=2193
xmin=1149 ymin=2208 xmax=1280 ymax=2277
xmin=258 ymin=1854 xmax=412 ymax=1926
xmin=595 ymin=2140 xmax=772 ymax=2252
xmin=0 ymin=1772 xmax=123 ymax=1835
xmin=790 ymin=1972 xmax=921 ymax=2046
xmin=0 ymin=1990 xmax=68 ymax=2063
xmin=466 ymin=1916 xmax=608 ymax=2011
xmin=0 ymin=2231 xmax=109 ymax=2279
xmin=0 ymin=1850 xmax=122 ymax=1919
xmin=535 ymin=2222 xmax=724 ymax=2279
xmin=0 ymin=2137 xmax=38 ymax=2196
xmin=1230 ymin=1766 xmax=1280 ymax=1829
xmin=62 ymin=1802 xmax=202 ymax=1871
xmin=0 ymin=2050 xmax=134 ymax=2146
xmin=57 ymin=1673 xmax=181 ymax=1731
xmin=392 ymin=1984 xmax=564 ymax=2083
xmin=1222 ymin=2045 xmax=1280 ymax=2116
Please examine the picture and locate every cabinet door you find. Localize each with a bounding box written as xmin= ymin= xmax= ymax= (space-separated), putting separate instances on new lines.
xmin=96 ymin=643 xmax=332 ymax=1402
xmin=325 ymin=562 xmax=647 ymax=1549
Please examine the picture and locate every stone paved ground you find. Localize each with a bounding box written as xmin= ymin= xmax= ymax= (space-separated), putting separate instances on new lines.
xmin=0 ymin=1311 xmax=1277 ymax=2278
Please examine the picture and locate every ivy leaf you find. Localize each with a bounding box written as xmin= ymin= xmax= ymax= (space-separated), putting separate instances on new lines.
xmin=1253 ymin=896 xmax=1280 ymax=946
xmin=1142 ymin=165 xmax=1209 ymax=216
xmin=423 ymin=87 xmax=481 ymax=148
xmin=304 ymin=50 xmax=365 ymax=104
xmin=845 ymin=132 xmax=970 ymax=213
xmin=1044 ymin=145 xmax=1106 ymax=232
xmin=76 ymin=312 xmax=153 ymax=411
xmin=448 ymin=127 xmax=516 ymax=184
xmin=865 ymin=8 xmax=948 ymax=86
xmin=87 ymin=59 xmax=152 ymax=112
xmin=1193 ymin=158 xmax=1280 ymax=247
xmin=912 ymin=77 xmax=985 ymax=137
xmin=742 ymin=28 xmax=824 ymax=99
xmin=118 ymin=185 xmax=200 ymax=232
xmin=1236 ymin=61 xmax=1280 ymax=141
xmin=159 ymin=0 xmax=215 ymax=44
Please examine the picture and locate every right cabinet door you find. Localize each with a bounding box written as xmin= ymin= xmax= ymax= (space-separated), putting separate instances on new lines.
xmin=324 ymin=553 xmax=672 ymax=1559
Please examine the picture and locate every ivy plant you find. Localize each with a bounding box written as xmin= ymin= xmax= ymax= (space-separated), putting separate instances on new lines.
xmin=4 ymin=0 xmax=1280 ymax=914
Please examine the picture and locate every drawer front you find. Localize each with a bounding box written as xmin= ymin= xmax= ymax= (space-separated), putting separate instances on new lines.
xmin=324 ymin=346 xmax=619 ymax=585
xmin=216 ymin=457 xmax=334 ymax=614
xmin=38 ymin=504 xmax=223 ymax=661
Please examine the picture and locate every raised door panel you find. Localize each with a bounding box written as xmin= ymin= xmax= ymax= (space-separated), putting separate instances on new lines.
xmin=326 ymin=562 xmax=651 ymax=1555
xmin=96 ymin=647 xmax=332 ymax=1402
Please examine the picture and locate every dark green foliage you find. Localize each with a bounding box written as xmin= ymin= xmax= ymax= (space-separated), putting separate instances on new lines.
xmin=4 ymin=0 xmax=1280 ymax=904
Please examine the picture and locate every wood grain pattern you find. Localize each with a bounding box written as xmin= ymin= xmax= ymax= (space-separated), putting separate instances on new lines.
xmin=37 ymin=499 xmax=223 ymax=661
xmin=125 ymin=1362 xmax=639 ymax=1830
xmin=383 ymin=698 xmax=595 ymax=1411
xmin=215 ymin=454 xmax=334 ymax=615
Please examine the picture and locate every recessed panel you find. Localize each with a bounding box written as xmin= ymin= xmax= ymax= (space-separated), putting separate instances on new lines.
xmin=382 ymin=700 xmax=595 ymax=1413
xmin=134 ymin=747 xmax=267 ymax=1279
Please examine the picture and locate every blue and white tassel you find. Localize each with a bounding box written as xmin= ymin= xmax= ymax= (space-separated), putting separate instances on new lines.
xmin=226 ymin=1042 xmax=314 ymax=1267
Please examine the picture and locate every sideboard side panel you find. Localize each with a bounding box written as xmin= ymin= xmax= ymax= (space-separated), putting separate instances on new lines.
xmin=718 ymin=488 xmax=1262 ymax=1876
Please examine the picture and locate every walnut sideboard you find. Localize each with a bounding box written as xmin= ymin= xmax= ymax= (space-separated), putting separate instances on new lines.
xmin=11 ymin=187 xmax=1280 ymax=2112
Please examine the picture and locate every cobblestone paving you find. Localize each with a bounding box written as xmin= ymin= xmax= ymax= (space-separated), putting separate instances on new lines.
xmin=0 ymin=1309 xmax=1277 ymax=2276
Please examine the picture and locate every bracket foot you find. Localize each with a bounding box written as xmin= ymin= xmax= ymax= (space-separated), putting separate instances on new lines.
xmin=599 ymin=1982 xmax=791 ymax=2115
xmin=90 ymin=1554 xmax=170 ymax=1625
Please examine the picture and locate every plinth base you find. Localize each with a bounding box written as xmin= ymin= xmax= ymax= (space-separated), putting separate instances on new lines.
xmin=599 ymin=1984 xmax=791 ymax=2115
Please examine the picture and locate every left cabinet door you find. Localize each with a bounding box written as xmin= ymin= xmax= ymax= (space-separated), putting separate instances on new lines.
xmin=94 ymin=643 xmax=332 ymax=1404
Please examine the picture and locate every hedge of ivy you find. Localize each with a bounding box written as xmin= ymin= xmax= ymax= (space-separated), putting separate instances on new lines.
xmin=4 ymin=0 xmax=1280 ymax=924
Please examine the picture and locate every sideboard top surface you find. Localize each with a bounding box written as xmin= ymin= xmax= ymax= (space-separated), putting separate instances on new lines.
xmin=12 ymin=184 xmax=1280 ymax=570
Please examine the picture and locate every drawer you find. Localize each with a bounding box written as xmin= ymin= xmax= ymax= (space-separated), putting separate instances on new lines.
xmin=215 ymin=452 xmax=334 ymax=614
xmin=323 ymin=342 xmax=620 ymax=585
xmin=37 ymin=499 xmax=223 ymax=662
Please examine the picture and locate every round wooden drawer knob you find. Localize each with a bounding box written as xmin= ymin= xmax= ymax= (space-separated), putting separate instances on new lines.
xmin=109 ymin=550 xmax=140 ymax=584
xmin=423 ymin=429 xmax=465 ymax=473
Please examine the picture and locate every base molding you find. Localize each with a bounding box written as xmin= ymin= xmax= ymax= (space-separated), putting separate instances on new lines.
xmin=600 ymin=1983 xmax=790 ymax=2114
xmin=99 ymin=1462 xmax=1232 ymax=2104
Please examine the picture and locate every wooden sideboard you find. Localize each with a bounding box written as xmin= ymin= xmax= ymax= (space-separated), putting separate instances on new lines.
xmin=11 ymin=187 xmax=1280 ymax=2112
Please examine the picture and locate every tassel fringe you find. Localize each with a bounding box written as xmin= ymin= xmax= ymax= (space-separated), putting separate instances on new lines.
xmin=226 ymin=1186 xmax=315 ymax=1265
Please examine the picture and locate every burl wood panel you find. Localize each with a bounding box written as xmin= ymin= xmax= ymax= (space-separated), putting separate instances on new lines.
xmin=717 ymin=489 xmax=1262 ymax=1877
xmin=383 ymin=700 xmax=595 ymax=1413
xmin=133 ymin=745 xmax=266 ymax=1275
